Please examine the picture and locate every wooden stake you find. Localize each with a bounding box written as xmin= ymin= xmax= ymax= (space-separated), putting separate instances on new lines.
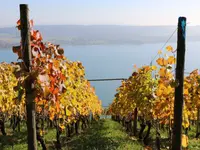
xmin=133 ymin=107 xmax=138 ymax=136
xmin=172 ymin=16 xmax=187 ymax=150
xmin=20 ymin=4 xmax=37 ymax=150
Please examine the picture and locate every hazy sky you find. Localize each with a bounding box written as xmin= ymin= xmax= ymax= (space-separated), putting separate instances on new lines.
xmin=0 ymin=0 xmax=199 ymax=27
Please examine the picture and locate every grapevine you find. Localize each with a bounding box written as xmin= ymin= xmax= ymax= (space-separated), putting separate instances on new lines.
xmin=0 ymin=20 xmax=102 ymax=149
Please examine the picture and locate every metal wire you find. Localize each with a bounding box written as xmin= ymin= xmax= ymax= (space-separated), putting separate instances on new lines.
xmin=150 ymin=27 xmax=178 ymax=65
xmin=88 ymin=78 xmax=126 ymax=82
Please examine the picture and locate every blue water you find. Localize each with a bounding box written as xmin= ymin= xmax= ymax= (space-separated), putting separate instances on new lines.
xmin=1 ymin=42 xmax=200 ymax=106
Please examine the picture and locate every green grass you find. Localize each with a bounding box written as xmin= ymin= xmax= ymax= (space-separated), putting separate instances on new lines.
xmin=66 ymin=119 xmax=143 ymax=150
xmin=187 ymin=125 xmax=200 ymax=150
xmin=2 ymin=119 xmax=200 ymax=150
xmin=0 ymin=119 xmax=143 ymax=150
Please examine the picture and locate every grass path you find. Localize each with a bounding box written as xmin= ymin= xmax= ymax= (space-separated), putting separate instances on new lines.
xmin=0 ymin=119 xmax=143 ymax=150
xmin=2 ymin=119 xmax=200 ymax=149
xmin=66 ymin=119 xmax=143 ymax=150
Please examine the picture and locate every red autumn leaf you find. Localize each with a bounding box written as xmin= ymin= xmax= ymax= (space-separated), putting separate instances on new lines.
xmin=132 ymin=72 xmax=138 ymax=76
xmin=17 ymin=19 xmax=20 ymax=26
xmin=31 ymin=30 xmax=43 ymax=41
xmin=35 ymin=97 xmax=39 ymax=103
xmin=12 ymin=45 xmax=21 ymax=53
xmin=48 ymin=63 xmax=53 ymax=70
xmin=60 ymin=74 xmax=66 ymax=81
xmin=49 ymin=84 xmax=54 ymax=93
xmin=16 ymin=19 xmax=21 ymax=30
xmin=53 ymin=87 xmax=59 ymax=95
xmin=50 ymin=75 xmax=56 ymax=84
xmin=31 ymin=46 xmax=40 ymax=57
xmin=12 ymin=46 xmax=22 ymax=59
xmin=40 ymin=42 xmax=46 ymax=51
xmin=55 ymin=55 xmax=63 ymax=59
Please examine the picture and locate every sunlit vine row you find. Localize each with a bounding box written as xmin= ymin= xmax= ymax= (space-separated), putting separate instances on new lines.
xmin=0 ymin=20 xmax=102 ymax=133
xmin=0 ymin=63 xmax=25 ymax=119
xmin=108 ymin=46 xmax=200 ymax=130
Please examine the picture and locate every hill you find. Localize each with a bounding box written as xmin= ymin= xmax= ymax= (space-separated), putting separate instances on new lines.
xmin=0 ymin=25 xmax=200 ymax=48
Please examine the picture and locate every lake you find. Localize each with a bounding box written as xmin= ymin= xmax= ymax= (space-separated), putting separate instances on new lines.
xmin=1 ymin=42 xmax=200 ymax=106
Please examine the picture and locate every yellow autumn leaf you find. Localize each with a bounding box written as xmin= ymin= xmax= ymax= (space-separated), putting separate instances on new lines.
xmin=156 ymin=58 xmax=168 ymax=66
xmin=159 ymin=68 xmax=167 ymax=77
xmin=166 ymin=72 xmax=173 ymax=79
xmin=156 ymin=89 xmax=162 ymax=96
xmin=151 ymin=66 xmax=157 ymax=70
xmin=163 ymin=86 xmax=173 ymax=95
xmin=59 ymin=124 xmax=65 ymax=130
xmin=166 ymin=45 xmax=173 ymax=52
xmin=66 ymin=109 xmax=72 ymax=116
xmin=182 ymin=117 xmax=190 ymax=128
xmin=182 ymin=134 xmax=188 ymax=148
xmin=44 ymin=86 xmax=50 ymax=98
xmin=167 ymin=56 xmax=176 ymax=64
xmin=49 ymin=113 xmax=55 ymax=120
xmin=184 ymin=89 xmax=189 ymax=95
xmin=71 ymin=99 xmax=77 ymax=105
xmin=40 ymin=130 xmax=45 ymax=136
xmin=156 ymin=83 xmax=166 ymax=96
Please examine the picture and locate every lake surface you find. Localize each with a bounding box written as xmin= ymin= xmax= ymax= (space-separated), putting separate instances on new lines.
xmin=1 ymin=42 xmax=200 ymax=106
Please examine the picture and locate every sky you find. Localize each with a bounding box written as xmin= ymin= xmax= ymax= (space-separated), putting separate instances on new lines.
xmin=0 ymin=0 xmax=199 ymax=27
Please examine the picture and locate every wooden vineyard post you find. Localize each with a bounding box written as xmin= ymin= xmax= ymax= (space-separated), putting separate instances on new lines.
xmin=172 ymin=17 xmax=187 ymax=150
xmin=20 ymin=4 xmax=37 ymax=150
xmin=133 ymin=107 xmax=138 ymax=136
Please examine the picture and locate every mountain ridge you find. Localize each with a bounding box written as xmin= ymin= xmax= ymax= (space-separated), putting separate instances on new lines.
xmin=0 ymin=25 xmax=200 ymax=48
